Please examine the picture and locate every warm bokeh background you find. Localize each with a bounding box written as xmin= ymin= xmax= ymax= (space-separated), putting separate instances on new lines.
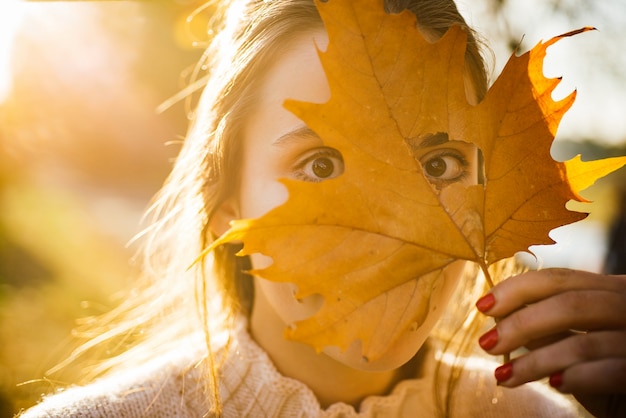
xmin=1 ymin=0 xmax=625 ymax=416
xmin=0 ymin=1 xmax=207 ymax=415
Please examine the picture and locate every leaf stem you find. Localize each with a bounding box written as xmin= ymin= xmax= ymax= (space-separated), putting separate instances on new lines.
xmin=480 ymin=262 xmax=494 ymax=288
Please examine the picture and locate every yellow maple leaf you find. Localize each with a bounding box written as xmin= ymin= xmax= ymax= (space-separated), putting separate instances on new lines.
xmin=204 ymin=0 xmax=626 ymax=360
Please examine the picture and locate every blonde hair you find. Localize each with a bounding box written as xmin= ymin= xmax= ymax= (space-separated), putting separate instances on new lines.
xmin=63 ymin=0 xmax=490 ymax=416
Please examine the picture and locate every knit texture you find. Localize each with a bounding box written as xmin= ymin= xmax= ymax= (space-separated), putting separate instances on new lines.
xmin=20 ymin=319 xmax=584 ymax=417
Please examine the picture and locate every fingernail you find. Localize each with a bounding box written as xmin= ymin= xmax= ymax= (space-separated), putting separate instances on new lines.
xmin=549 ymin=371 xmax=563 ymax=388
xmin=476 ymin=293 xmax=496 ymax=312
xmin=495 ymin=362 xmax=513 ymax=382
xmin=478 ymin=328 xmax=498 ymax=351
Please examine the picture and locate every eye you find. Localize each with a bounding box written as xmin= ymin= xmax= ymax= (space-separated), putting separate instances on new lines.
xmin=294 ymin=147 xmax=344 ymax=182
xmin=420 ymin=150 xmax=468 ymax=184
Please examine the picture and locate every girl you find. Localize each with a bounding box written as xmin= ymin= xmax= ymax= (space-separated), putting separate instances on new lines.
xmin=21 ymin=0 xmax=626 ymax=416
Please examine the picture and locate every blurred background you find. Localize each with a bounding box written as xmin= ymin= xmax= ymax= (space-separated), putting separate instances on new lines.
xmin=0 ymin=0 xmax=625 ymax=415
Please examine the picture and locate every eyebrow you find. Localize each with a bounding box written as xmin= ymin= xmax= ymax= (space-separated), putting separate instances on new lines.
xmin=272 ymin=125 xmax=321 ymax=147
xmin=407 ymin=132 xmax=450 ymax=150
xmin=273 ymin=127 xmax=449 ymax=149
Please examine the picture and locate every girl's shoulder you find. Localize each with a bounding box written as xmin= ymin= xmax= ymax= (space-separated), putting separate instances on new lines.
xmin=18 ymin=346 xmax=209 ymax=418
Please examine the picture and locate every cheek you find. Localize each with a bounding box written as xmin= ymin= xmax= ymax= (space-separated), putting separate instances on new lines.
xmin=238 ymin=152 xmax=289 ymax=219
xmin=400 ymin=260 xmax=468 ymax=344
xmin=435 ymin=260 xmax=467 ymax=309
xmin=254 ymin=272 xmax=324 ymax=324
xmin=239 ymin=180 xmax=289 ymax=219
xmin=321 ymin=260 xmax=468 ymax=371
xmin=388 ymin=260 xmax=469 ymax=359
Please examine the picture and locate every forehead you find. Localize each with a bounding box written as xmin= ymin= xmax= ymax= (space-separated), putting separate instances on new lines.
xmin=252 ymin=30 xmax=331 ymax=116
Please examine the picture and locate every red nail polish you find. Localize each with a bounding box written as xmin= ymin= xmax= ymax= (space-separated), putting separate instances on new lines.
xmin=476 ymin=293 xmax=495 ymax=312
xmin=479 ymin=328 xmax=498 ymax=351
xmin=549 ymin=371 xmax=563 ymax=388
xmin=495 ymin=362 xmax=513 ymax=382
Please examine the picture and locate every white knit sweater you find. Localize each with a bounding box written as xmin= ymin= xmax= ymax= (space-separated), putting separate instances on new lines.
xmin=20 ymin=320 xmax=586 ymax=417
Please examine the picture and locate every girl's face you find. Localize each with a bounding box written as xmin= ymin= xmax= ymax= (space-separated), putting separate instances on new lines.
xmin=235 ymin=30 xmax=479 ymax=371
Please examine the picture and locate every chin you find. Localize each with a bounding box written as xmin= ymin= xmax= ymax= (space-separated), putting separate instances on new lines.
xmin=322 ymin=326 xmax=431 ymax=372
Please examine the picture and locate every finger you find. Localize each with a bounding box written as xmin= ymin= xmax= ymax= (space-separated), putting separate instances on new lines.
xmin=554 ymin=359 xmax=626 ymax=395
xmin=524 ymin=330 xmax=576 ymax=351
xmin=493 ymin=331 xmax=626 ymax=387
xmin=479 ymin=291 xmax=626 ymax=354
xmin=476 ymin=269 xmax=626 ymax=317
